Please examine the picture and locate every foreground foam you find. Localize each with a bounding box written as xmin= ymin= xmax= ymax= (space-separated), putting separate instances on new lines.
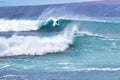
xmin=0 ymin=25 xmax=77 ymax=57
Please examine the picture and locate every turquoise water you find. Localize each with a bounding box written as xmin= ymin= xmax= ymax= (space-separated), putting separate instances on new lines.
xmin=0 ymin=19 xmax=120 ymax=80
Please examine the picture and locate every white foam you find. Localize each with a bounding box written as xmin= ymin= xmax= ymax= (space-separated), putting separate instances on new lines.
xmin=0 ymin=25 xmax=78 ymax=57
xmin=77 ymin=68 xmax=120 ymax=71
xmin=40 ymin=17 xmax=58 ymax=27
xmin=60 ymin=67 xmax=120 ymax=71
xmin=76 ymin=30 xmax=104 ymax=38
xmin=77 ymin=31 xmax=93 ymax=36
xmin=0 ymin=63 xmax=10 ymax=69
xmin=0 ymin=19 xmax=41 ymax=32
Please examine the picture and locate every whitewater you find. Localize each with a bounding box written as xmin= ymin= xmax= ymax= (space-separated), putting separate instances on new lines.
xmin=0 ymin=21 xmax=77 ymax=57
xmin=1 ymin=1 xmax=120 ymax=80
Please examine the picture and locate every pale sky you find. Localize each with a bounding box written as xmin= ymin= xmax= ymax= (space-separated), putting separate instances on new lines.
xmin=0 ymin=0 xmax=98 ymax=6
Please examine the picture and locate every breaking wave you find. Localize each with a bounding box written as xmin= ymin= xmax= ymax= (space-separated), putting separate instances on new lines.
xmin=0 ymin=17 xmax=120 ymax=57
xmin=0 ymin=24 xmax=77 ymax=57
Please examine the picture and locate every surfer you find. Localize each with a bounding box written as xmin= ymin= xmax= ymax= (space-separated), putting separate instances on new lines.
xmin=55 ymin=20 xmax=59 ymax=27
xmin=56 ymin=20 xmax=58 ymax=24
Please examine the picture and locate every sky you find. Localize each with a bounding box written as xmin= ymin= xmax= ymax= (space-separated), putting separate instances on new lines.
xmin=0 ymin=0 xmax=98 ymax=6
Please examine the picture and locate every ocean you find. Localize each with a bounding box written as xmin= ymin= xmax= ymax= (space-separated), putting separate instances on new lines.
xmin=0 ymin=1 xmax=120 ymax=80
